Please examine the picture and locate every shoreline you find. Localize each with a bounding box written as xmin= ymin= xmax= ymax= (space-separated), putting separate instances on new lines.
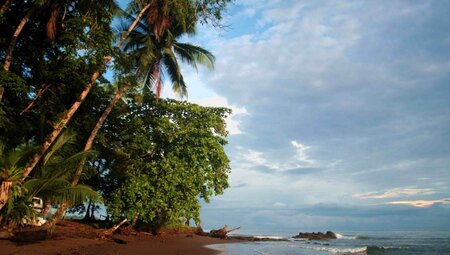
xmin=0 ymin=233 xmax=240 ymax=255
xmin=0 ymin=220 xmax=242 ymax=255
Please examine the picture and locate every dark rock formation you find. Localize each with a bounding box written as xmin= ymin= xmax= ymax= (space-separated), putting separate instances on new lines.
xmin=292 ymin=231 xmax=337 ymax=240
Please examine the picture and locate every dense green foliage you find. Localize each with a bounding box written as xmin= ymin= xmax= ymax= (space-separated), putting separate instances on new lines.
xmin=106 ymin=93 xmax=230 ymax=226
xmin=0 ymin=0 xmax=232 ymax=229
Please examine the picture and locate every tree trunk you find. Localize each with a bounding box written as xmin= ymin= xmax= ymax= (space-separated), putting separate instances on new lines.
xmin=84 ymin=199 xmax=92 ymax=220
xmin=20 ymin=84 xmax=50 ymax=115
xmin=131 ymin=213 xmax=139 ymax=226
xmin=103 ymin=219 xmax=127 ymax=236
xmin=43 ymin=201 xmax=67 ymax=229
xmin=71 ymin=86 xmax=128 ymax=187
xmin=90 ymin=201 xmax=95 ymax=220
xmin=46 ymin=3 xmax=59 ymax=41
xmin=0 ymin=0 xmax=13 ymax=15
xmin=3 ymin=8 xmax=32 ymax=71
xmin=0 ymin=181 xmax=12 ymax=211
xmin=116 ymin=4 xmax=152 ymax=49
xmin=49 ymin=86 xmax=128 ymax=224
xmin=20 ymin=57 xmax=111 ymax=182
xmin=42 ymin=200 xmax=51 ymax=217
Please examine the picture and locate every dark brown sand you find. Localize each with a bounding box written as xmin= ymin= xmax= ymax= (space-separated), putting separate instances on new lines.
xmin=0 ymin=221 xmax=238 ymax=255
xmin=0 ymin=233 xmax=236 ymax=255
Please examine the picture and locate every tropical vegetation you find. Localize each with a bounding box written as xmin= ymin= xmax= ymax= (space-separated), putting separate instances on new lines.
xmin=0 ymin=0 xmax=232 ymax=232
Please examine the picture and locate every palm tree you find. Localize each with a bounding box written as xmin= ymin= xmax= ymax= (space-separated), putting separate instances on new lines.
xmin=0 ymin=132 xmax=101 ymax=228
xmin=52 ymin=4 xmax=214 ymax=220
xmin=0 ymin=144 xmax=31 ymax=211
xmin=3 ymin=0 xmax=62 ymax=71
xmin=27 ymin=131 xmax=101 ymax=228
xmin=18 ymin=1 xmax=154 ymax=184
xmin=2 ymin=0 xmax=118 ymax=71
xmin=4 ymin=0 xmax=227 ymax=213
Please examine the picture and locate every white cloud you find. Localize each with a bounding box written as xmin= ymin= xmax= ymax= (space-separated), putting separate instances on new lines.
xmin=355 ymin=187 xmax=436 ymax=200
xmin=197 ymin=0 xmax=450 ymax=230
xmin=190 ymin=96 xmax=248 ymax=135
xmin=273 ymin=202 xmax=286 ymax=207
xmin=234 ymin=140 xmax=338 ymax=174
xmin=291 ymin=140 xmax=314 ymax=165
xmin=387 ymin=198 xmax=450 ymax=208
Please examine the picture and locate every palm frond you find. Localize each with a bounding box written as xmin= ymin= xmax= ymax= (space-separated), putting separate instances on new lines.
xmin=24 ymin=177 xmax=70 ymax=198
xmin=52 ymin=150 xmax=98 ymax=175
xmin=162 ymin=48 xmax=187 ymax=98
xmin=173 ymin=42 xmax=215 ymax=70
xmin=57 ymin=184 xmax=103 ymax=205
xmin=43 ymin=130 xmax=77 ymax=166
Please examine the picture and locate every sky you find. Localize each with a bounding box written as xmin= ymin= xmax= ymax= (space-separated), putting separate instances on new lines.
xmin=160 ymin=0 xmax=450 ymax=232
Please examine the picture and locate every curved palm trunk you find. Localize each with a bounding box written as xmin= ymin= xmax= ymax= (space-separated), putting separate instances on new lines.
xmin=40 ymin=5 xmax=153 ymax=227
xmin=21 ymin=58 xmax=111 ymax=182
xmin=43 ymin=201 xmax=67 ymax=228
xmin=42 ymin=200 xmax=51 ymax=217
xmin=72 ymin=86 xmax=128 ymax=186
xmin=21 ymin=3 xmax=152 ymax=183
xmin=0 ymin=181 xmax=13 ymax=211
xmin=0 ymin=0 xmax=13 ymax=15
xmin=49 ymin=86 xmax=128 ymax=223
xmin=46 ymin=3 xmax=59 ymax=41
xmin=29 ymin=5 xmax=153 ymax=229
xmin=3 ymin=8 xmax=33 ymax=71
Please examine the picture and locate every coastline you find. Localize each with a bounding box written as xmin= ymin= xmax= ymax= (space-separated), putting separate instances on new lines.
xmin=0 ymin=233 xmax=239 ymax=255
xmin=0 ymin=220 xmax=241 ymax=255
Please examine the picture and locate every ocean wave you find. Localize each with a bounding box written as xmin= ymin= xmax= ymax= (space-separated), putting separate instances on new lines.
xmin=254 ymin=250 xmax=272 ymax=255
xmin=301 ymin=245 xmax=367 ymax=254
xmin=253 ymin=235 xmax=285 ymax=240
xmin=293 ymin=244 xmax=402 ymax=254
xmin=354 ymin=235 xmax=371 ymax=240
xmin=367 ymin=246 xmax=402 ymax=253
xmin=290 ymin=244 xmax=367 ymax=254
xmin=335 ymin=233 xmax=357 ymax=240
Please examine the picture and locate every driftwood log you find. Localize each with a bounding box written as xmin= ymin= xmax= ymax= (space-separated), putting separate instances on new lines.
xmin=209 ymin=225 xmax=240 ymax=239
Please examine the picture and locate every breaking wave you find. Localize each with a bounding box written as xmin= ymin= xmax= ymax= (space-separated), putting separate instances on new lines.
xmin=366 ymin=245 xmax=403 ymax=253
xmin=293 ymin=244 xmax=402 ymax=254
xmin=296 ymin=245 xmax=368 ymax=254
xmin=335 ymin=233 xmax=357 ymax=240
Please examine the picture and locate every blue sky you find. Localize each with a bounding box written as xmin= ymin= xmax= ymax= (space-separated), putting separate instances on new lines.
xmin=159 ymin=0 xmax=450 ymax=232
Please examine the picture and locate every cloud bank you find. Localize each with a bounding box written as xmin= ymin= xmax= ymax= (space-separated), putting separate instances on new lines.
xmin=187 ymin=0 xmax=450 ymax=230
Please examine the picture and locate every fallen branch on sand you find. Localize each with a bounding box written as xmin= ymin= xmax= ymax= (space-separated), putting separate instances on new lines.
xmin=101 ymin=218 xmax=128 ymax=237
xmin=209 ymin=225 xmax=241 ymax=239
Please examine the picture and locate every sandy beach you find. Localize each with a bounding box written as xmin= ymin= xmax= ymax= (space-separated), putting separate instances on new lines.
xmin=0 ymin=221 xmax=237 ymax=255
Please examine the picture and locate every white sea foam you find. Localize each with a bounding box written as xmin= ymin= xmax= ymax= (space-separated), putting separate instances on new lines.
xmin=254 ymin=250 xmax=272 ymax=255
xmin=335 ymin=232 xmax=357 ymax=240
xmin=320 ymin=246 xmax=367 ymax=254
xmin=253 ymin=235 xmax=285 ymax=240
xmin=291 ymin=244 xmax=367 ymax=254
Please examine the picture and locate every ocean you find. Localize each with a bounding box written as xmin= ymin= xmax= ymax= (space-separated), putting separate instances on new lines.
xmin=208 ymin=231 xmax=450 ymax=254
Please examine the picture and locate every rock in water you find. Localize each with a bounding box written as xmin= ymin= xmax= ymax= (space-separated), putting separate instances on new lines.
xmin=292 ymin=231 xmax=338 ymax=240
